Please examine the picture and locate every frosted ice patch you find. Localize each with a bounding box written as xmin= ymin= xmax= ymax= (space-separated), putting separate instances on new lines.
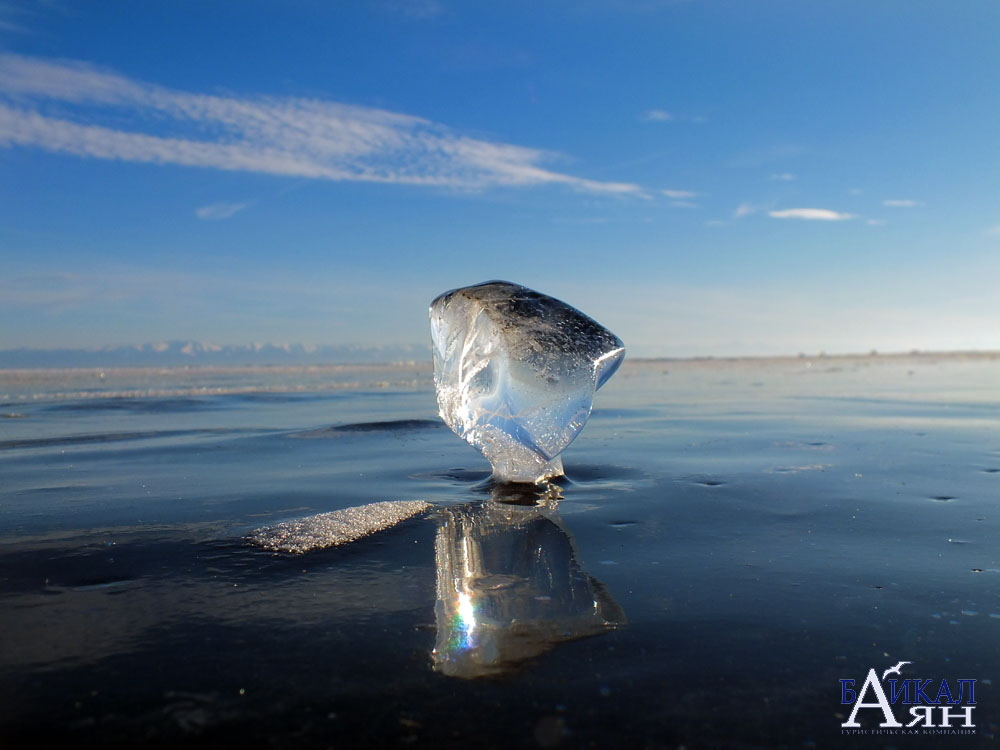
xmin=248 ymin=500 xmax=431 ymax=553
xmin=429 ymin=280 xmax=624 ymax=483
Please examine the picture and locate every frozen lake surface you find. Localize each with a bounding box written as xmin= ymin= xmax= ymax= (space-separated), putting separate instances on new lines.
xmin=1 ymin=353 xmax=998 ymax=748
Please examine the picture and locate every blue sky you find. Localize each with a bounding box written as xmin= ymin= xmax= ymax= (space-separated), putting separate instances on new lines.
xmin=1 ymin=0 xmax=997 ymax=357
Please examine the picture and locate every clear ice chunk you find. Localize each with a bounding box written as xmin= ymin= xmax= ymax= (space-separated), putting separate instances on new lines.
xmin=429 ymin=280 xmax=625 ymax=483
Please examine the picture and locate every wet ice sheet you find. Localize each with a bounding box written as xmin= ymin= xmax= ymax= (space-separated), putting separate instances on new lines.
xmin=1 ymin=353 xmax=998 ymax=747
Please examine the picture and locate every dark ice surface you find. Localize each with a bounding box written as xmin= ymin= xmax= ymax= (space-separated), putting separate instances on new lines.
xmin=1 ymin=354 xmax=998 ymax=748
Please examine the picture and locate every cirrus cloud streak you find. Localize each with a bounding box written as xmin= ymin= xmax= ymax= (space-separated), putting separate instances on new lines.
xmin=195 ymin=202 xmax=249 ymax=220
xmin=769 ymin=208 xmax=856 ymax=221
xmin=0 ymin=53 xmax=640 ymax=196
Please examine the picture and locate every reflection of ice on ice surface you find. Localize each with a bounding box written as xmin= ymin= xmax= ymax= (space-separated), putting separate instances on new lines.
xmin=432 ymin=499 xmax=626 ymax=679
xmin=245 ymin=492 xmax=626 ymax=677
xmin=430 ymin=281 xmax=625 ymax=483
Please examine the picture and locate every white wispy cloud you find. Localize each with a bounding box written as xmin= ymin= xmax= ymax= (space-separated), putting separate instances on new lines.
xmin=0 ymin=53 xmax=640 ymax=196
xmin=0 ymin=1 xmax=30 ymax=35
xmin=867 ymin=218 xmax=886 ymax=226
xmin=640 ymin=109 xmax=706 ymax=124
xmin=733 ymin=203 xmax=760 ymax=218
xmin=640 ymin=108 xmax=673 ymax=122
xmin=661 ymin=189 xmax=700 ymax=208
xmin=769 ymin=173 xmax=796 ymax=181
xmin=195 ymin=201 xmax=249 ymax=220
xmin=0 ymin=16 xmax=26 ymax=34
xmin=883 ymin=199 xmax=921 ymax=207
xmin=987 ymin=225 xmax=1000 ymax=237
xmin=769 ymin=208 xmax=856 ymax=221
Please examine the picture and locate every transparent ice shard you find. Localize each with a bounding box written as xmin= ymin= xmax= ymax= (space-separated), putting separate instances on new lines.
xmin=430 ymin=280 xmax=624 ymax=483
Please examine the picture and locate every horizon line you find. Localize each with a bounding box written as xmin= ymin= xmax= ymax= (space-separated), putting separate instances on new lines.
xmin=0 ymin=348 xmax=996 ymax=373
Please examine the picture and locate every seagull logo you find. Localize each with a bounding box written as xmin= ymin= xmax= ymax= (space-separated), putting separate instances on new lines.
xmin=881 ymin=661 xmax=911 ymax=680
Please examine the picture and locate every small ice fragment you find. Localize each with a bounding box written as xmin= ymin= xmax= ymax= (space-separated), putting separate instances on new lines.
xmin=248 ymin=500 xmax=431 ymax=553
xmin=429 ymin=280 xmax=625 ymax=483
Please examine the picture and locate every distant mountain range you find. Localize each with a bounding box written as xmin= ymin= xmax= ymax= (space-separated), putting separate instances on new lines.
xmin=0 ymin=341 xmax=432 ymax=368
